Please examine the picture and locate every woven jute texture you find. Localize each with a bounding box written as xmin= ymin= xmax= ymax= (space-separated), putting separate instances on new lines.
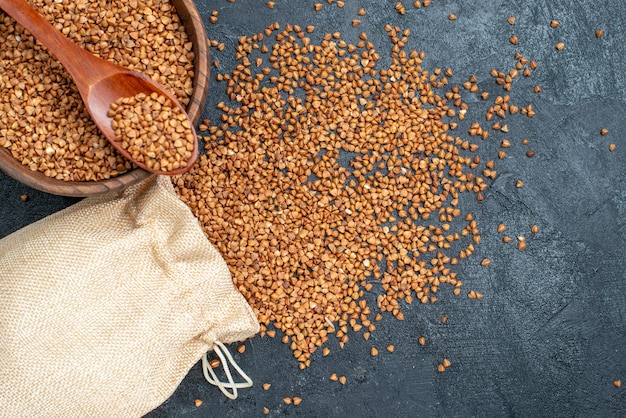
xmin=0 ymin=176 xmax=259 ymax=417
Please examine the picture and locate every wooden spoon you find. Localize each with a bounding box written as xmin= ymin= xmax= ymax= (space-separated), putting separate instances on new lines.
xmin=0 ymin=0 xmax=199 ymax=176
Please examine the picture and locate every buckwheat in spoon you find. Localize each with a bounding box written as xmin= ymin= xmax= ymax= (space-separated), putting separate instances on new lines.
xmin=0 ymin=0 xmax=198 ymax=175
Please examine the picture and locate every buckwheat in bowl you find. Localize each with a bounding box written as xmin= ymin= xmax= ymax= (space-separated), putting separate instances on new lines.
xmin=0 ymin=0 xmax=209 ymax=196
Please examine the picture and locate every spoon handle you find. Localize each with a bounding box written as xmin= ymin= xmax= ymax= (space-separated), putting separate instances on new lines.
xmin=0 ymin=0 xmax=118 ymax=92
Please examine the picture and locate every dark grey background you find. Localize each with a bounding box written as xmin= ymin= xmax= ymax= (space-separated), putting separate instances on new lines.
xmin=1 ymin=0 xmax=625 ymax=416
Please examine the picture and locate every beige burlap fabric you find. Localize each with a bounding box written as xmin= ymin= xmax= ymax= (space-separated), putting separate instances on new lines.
xmin=0 ymin=176 xmax=259 ymax=417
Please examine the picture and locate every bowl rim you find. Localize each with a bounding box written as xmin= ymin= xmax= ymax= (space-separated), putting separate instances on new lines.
xmin=0 ymin=0 xmax=209 ymax=197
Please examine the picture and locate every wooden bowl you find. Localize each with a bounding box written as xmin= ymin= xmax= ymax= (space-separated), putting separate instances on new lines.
xmin=0 ymin=0 xmax=209 ymax=197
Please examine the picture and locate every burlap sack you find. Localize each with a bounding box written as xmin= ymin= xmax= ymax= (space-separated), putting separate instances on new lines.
xmin=0 ymin=175 xmax=259 ymax=417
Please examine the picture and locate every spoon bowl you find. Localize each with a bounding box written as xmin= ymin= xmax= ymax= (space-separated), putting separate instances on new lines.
xmin=0 ymin=0 xmax=199 ymax=176
xmin=88 ymin=71 xmax=200 ymax=175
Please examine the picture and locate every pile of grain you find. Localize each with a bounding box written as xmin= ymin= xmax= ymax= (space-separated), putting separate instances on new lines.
xmin=175 ymin=23 xmax=489 ymax=368
xmin=109 ymin=92 xmax=195 ymax=172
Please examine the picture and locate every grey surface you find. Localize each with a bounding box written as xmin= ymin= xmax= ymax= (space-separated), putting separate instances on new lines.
xmin=1 ymin=0 xmax=625 ymax=416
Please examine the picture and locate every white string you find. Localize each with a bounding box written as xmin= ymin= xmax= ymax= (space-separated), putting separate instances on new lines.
xmin=202 ymin=341 xmax=253 ymax=400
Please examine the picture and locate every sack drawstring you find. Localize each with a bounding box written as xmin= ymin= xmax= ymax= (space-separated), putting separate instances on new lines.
xmin=202 ymin=341 xmax=252 ymax=400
